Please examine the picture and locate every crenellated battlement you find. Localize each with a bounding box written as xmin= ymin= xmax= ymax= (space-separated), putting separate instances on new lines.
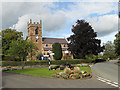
xmin=27 ymin=19 xmax=42 ymax=37
xmin=27 ymin=19 xmax=42 ymax=28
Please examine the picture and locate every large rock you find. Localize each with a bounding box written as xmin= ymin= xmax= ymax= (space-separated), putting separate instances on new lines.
xmin=50 ymin=65 xmax=60 ymax=70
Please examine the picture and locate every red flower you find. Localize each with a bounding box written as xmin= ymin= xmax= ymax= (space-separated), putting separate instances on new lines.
xmin=74 ymin=67 xmax=76 ymax=69
xmin=87 ymin=65 xmax=89 ymax=67
xmin=56 ymin=73 xmax=58 ymax=75
xmin=84 ymin=71 xmax=87 ymax=73
xmin=8 ymin=66 xmax=11 ymax=68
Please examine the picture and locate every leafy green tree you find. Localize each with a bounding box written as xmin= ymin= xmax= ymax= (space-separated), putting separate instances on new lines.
xmin=0 ymin=29 xmax=23 ymax=59
xmin=114 ymin=31 xmax=120 ymax=56
xmin=8 ymin=39 xmax=38 ymax=69
xmin=67 ymin=20 xmax=104 ymax=59
xmin=27 ymin=40 xmax=38 ymax=60
xmin=103 ymin=41 xmax=117 ymax=59
xmin=8 ymin=39 xmax=28 ymax=69
xmin=52 ymin=43 xmax=62 ymax=60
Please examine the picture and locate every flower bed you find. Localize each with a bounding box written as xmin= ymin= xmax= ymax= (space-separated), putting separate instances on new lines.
xmin=54 ymin=66 xmax=91 ymax=79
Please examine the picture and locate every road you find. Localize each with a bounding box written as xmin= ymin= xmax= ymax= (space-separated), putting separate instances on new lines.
xmin=2 ymin=70 xmax=116 ymax=88
xmin=93 ymin=60 xmax=119 ymax=86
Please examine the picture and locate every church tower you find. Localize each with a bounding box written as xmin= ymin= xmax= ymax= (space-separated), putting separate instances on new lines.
xmin=27 ymin=19 xmax=42 ymax=55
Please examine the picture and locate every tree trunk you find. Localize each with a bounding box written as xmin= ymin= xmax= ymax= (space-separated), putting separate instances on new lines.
xmin=22 ymin=57 xmax=25 ymax=69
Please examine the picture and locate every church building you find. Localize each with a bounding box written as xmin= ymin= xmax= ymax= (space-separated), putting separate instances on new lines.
xmin=26 ymin=19 xmax=72 ymax=60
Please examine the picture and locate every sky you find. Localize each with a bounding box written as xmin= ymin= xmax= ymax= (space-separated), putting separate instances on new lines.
xmin=0 ymin=0 xmax=119 ymax=45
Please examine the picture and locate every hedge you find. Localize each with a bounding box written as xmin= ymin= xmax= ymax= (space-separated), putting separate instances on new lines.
xmin=2 ymin=59 xmax=95 ymax=67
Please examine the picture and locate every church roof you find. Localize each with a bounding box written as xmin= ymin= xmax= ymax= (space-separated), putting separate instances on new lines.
xmin=42 ymin=37 xmax=68 ymax=44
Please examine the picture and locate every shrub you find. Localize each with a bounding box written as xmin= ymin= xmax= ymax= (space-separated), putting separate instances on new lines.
xmin=52 ymin=43 xmax=62 ymax=60
xmin=70 ymin=73 xmax=80 ymax=79
xmin=74 ymin=67 xmax=80 ymax=74
xmin=2 ymin=59 xmax=95 ymax=67
xmin=36 ymin=53 xmax=43 ymax=60
xmin=64 ymin=67 xmax=71 ymax=74
xmin=94 ymin=59 xmax=106 ymax=63
xmin=50 ymin=65 xmax=60 ymax=70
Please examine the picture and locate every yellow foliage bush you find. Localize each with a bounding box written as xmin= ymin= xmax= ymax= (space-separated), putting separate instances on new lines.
xmin=74 ymin=67 xmax=80 ymax=74
xmin=64 ymin=67 xmax=71 ymax=74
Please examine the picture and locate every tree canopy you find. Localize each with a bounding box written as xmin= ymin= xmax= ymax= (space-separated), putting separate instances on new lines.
xmin=103 ymin=41 xmax=117 ymax=59
xmin=52 ymin=43 xmax=62 ymax=60
xmin=0 ymin=29 xmax=23 ymax=57
xmin=8 ymin=39 xmax=28 ymax=61
xmin=67 ymin=20 xmax=104 ymax=59
xmin=8 ymin=39 xmax=38 ymax=61
xmin=114 ymin=31 xmax=120 ymax=56
xmin=27 ymin=40 xmax=39 ymax=60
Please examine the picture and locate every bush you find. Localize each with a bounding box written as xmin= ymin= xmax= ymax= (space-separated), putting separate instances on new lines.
xmin=36 ymin=53 xmax=43 ymax=60
xmin=2 ymin=61 xmax=23 ymax=66
xmin=93 ymin=59 xmax=106 ymax=63
xmin=64 ymin=67 xmax=71 ymax=74
xmin=2 ymin=59 xmax=94 ymax=67
xmin=50 ymin=65 xmax=60 ymax=70
xmin=74 ymin=67 xmax=80 ymax=74
xmin=52 ymin=43 xmax=62 ymax=60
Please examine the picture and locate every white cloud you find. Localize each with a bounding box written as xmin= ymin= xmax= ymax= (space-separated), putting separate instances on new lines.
xmin=1 ymin=2 xmax=118 ymax=42
xmin=64 ymin=2 xmax=118 ymax=20
xmin=97 ymin=31 xmax=118 ymax=45
xmin=10 ymin=12 xmax=66 ymax=39
xmin=1 ymin=0 xmax=118 ymax=2
xmin=87 ymin=14 xmax=118 ymax=37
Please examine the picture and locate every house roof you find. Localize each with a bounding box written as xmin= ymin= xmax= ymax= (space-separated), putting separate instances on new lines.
xmin=42 ymin=37 xmax=68 ymax=44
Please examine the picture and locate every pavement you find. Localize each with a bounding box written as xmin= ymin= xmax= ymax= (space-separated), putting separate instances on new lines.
xmin=93 ymin=60 xmax=118 ymax=82
xmin=2 ymin=68 xmax=117 ymax=88
xmin=93 ymin=60 xmax=119 ymax=88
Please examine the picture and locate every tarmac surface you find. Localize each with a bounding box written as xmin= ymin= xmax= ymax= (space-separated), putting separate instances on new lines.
xmin=2 ymin=66 xmax=117 ymax=88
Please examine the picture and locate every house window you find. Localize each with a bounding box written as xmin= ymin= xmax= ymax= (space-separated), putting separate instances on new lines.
xmin=36 ymin=40 xmax=37 ymax=42
xmin=46 ymin=44 xmax=48 ymax=47
xmin=64 ymin=45 xmax=66 ymax=47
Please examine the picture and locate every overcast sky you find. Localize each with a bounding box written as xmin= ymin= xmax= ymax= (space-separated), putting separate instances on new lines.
xmin=0 ymin=0 xmax=119 ymax=45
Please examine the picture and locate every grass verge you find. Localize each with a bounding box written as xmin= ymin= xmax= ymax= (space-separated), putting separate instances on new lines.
xmin=6 ymin=66 xmax=90 ymax=77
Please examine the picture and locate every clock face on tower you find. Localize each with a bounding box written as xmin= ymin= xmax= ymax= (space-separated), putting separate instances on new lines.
xmin=36 ymin=36 xmax=39 ymax=39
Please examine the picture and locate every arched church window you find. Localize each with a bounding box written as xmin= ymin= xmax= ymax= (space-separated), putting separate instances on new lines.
xmin=35 ymin=27 xmax=38 ymax=34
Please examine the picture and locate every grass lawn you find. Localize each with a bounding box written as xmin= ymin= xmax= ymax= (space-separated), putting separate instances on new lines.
xmin=6 ymin=66 xmax=90 ymax=77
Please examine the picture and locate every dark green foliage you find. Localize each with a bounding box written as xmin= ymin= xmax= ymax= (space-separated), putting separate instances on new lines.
xmin=27 ymin=40 xmax=39 ymax=60
xmin=2 ymin=59 xmax=94 ymax=67
xmin=52 ymin=43 xmax=62 ymax=60
xmin=8 ymin=39 xmax=28 ymax=61
xmin=0 ymin=29 xmax=23 ymax=59
xmin=114 ymin=31 xmax=120 ymax=56
xmin=36 ymin=53 xmax=43 ymax=60
xmin=119 ymin=12 xmax=120 ymax=18
xmin=8 ymin=40 xmax=38 ymax=61
xmin=67 ymin=20 xmax=104 ymax=59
